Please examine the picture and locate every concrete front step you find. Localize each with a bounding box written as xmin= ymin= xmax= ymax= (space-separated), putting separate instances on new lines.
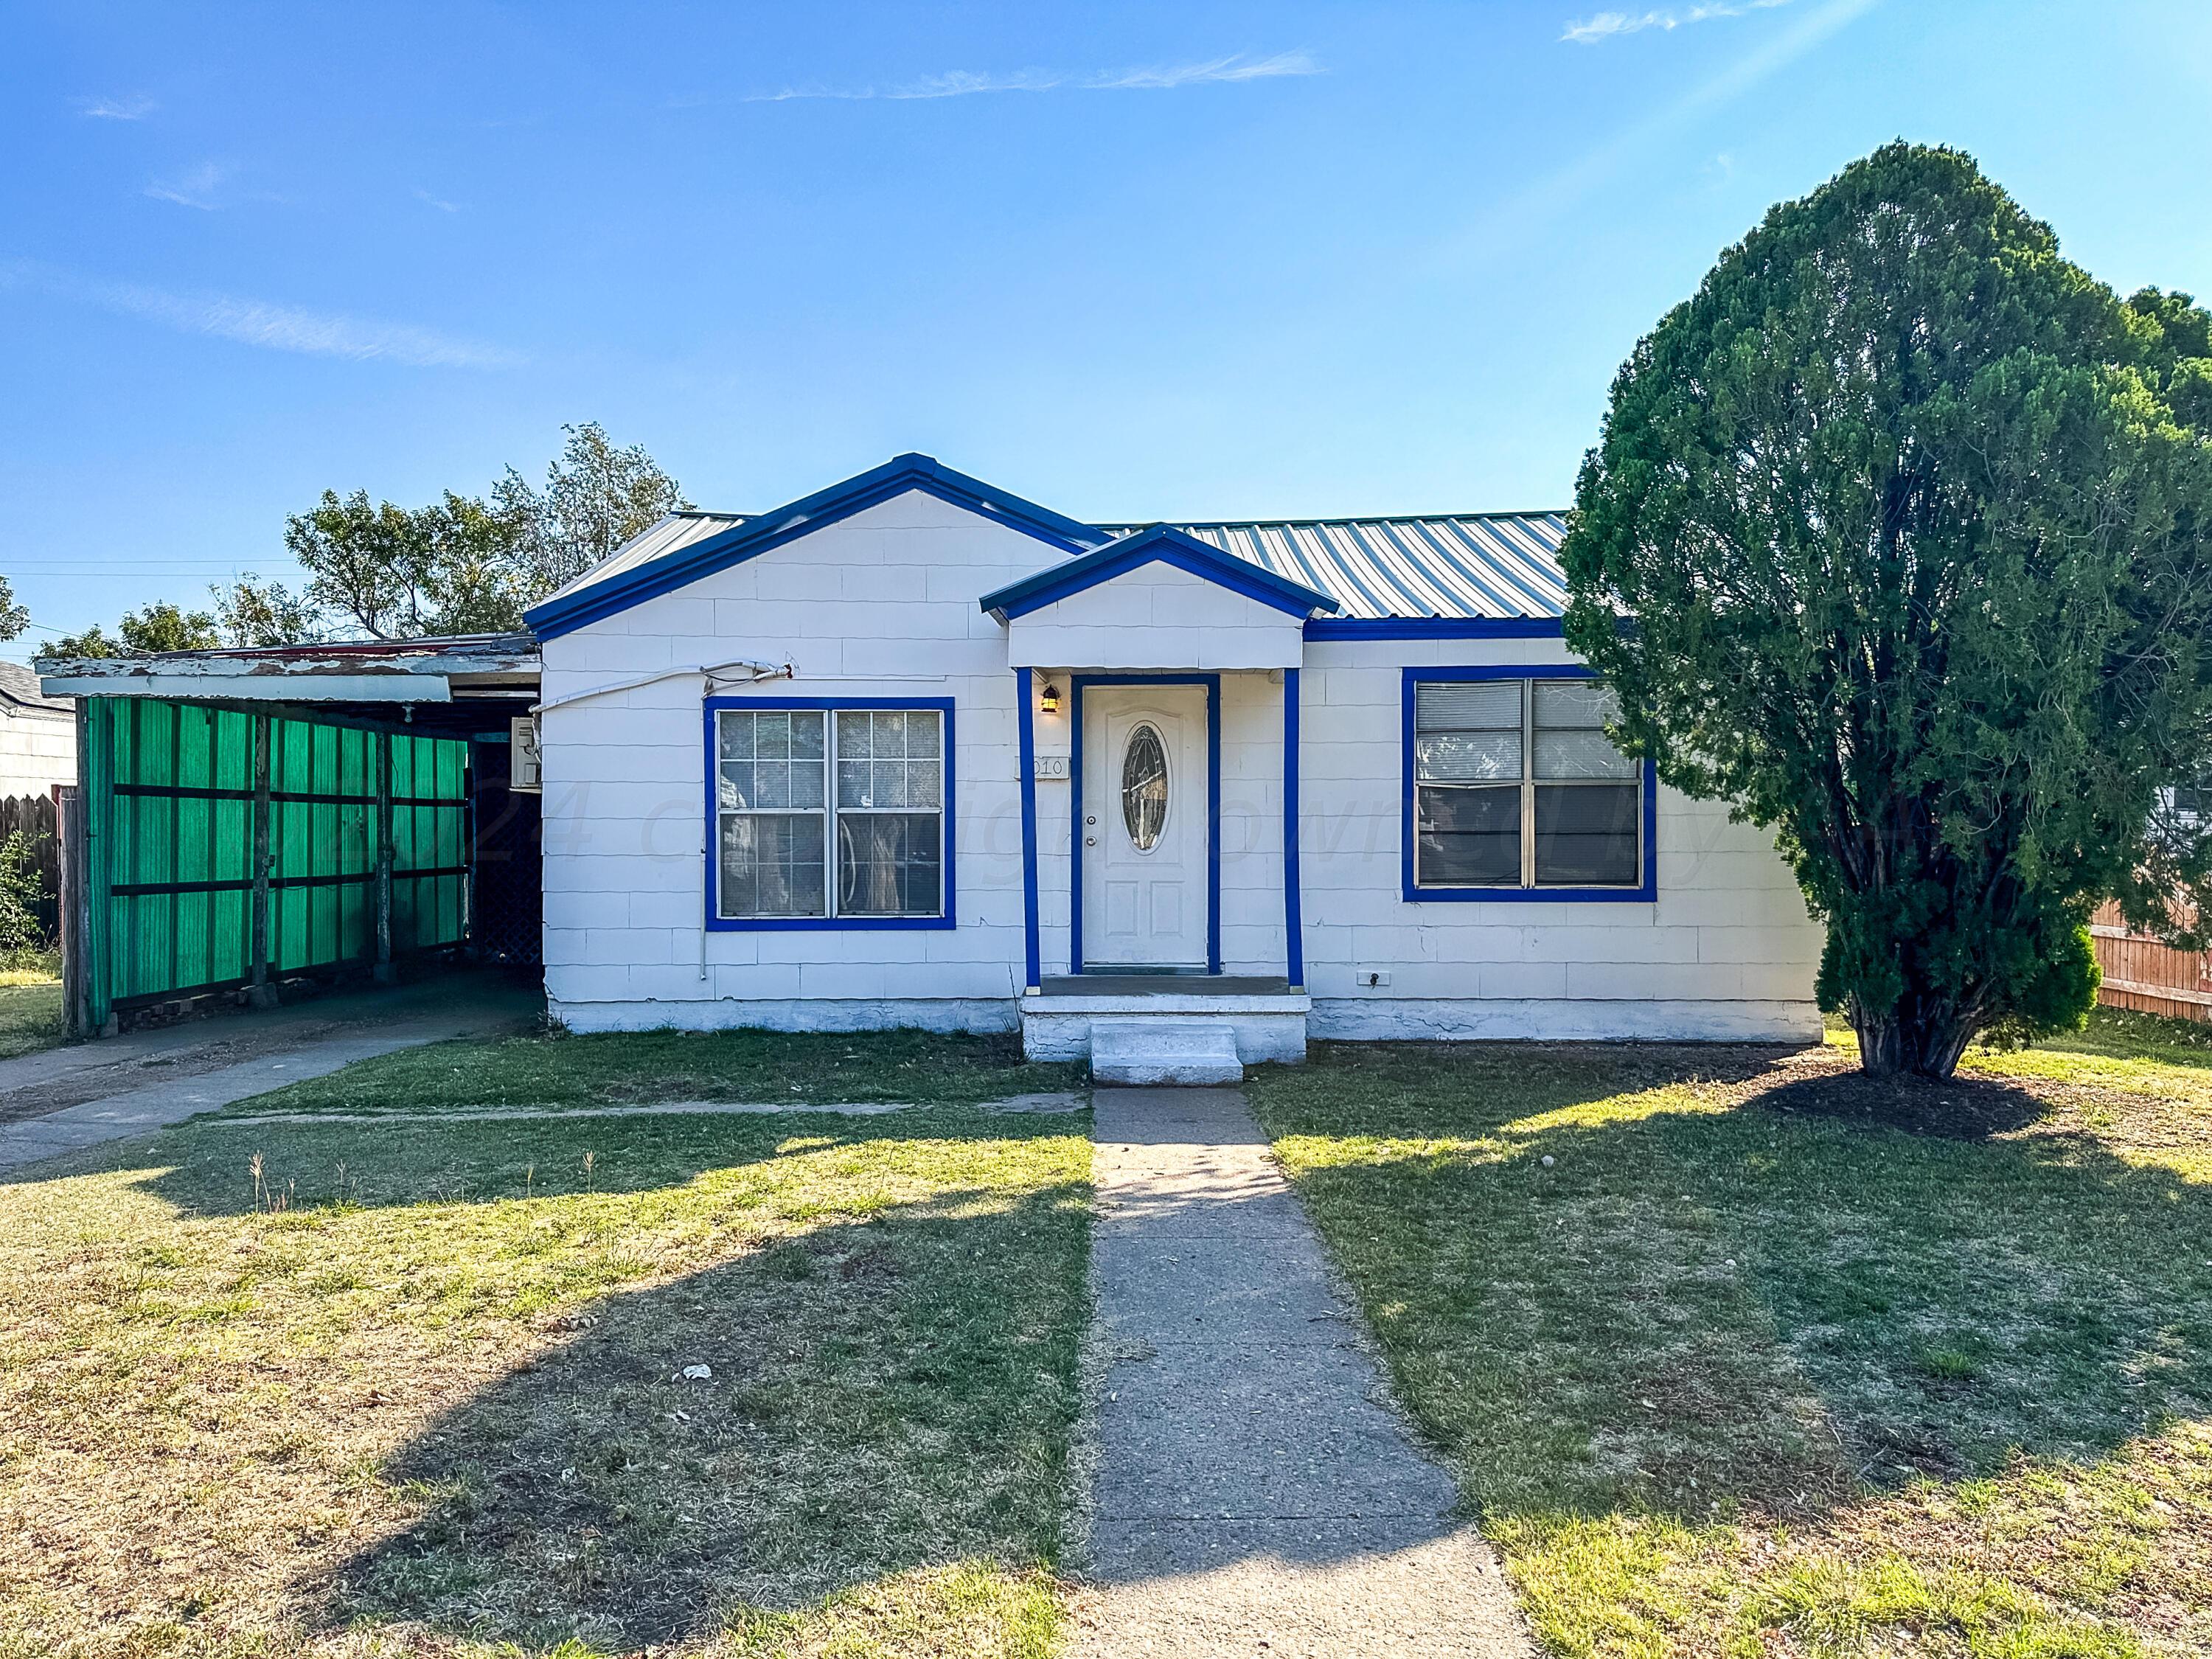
xmin=1020 ymin=987 xmax=1310 ymax=1071
xmin=1088 ymin=1018 xmax=1244 ymax=1087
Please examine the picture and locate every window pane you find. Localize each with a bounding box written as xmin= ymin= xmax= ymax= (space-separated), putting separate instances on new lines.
xmin=1534 ymin=785 xmax=1639 ymax=886
xmin=1534 ymin=730 xmax=1638 ymax=780
xmin=1416 ymin=730 xmax=1521 ymax=782
xmin=1121 ymin=723 xmax=1169 ymax=851
xmin=837 ymin=710 xmax=872 ymax=759
xmin=1533 ymin=681 xmax=1621 ymax=729
xmin=717 ymin=759 xmax=754 ymax=810
xmin=838 ymin=812 xmax=942 ymax=916
xmin=1416 ymin=784 xmax=1520 ymax=886
xmin=718 ymin=712 xmax=754 ymax=760
xmin=1417 ymin=681 xmax=1519 ymax=731
xmin=719 ymin=812 xmax=826 ymax=917
xmin=906 ymin=712 xmax=942 ymax=759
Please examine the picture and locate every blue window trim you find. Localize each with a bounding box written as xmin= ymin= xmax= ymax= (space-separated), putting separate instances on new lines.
xmin=1283 ymin=666 xmax=1304 ymax=990
xmin=1401 ymin=666 xmax=1658 ymax=904
xmin=702 ymin=695 xmax=958 ymax=932
xmin=979 ymin=524 xmax=1338 ymax=622
xmin=532 ymin=454 xmax=1112 ymax=640
xmin=1307 ymin=616 xmax=1564 ymax=641
xmin=1070 ymin=674 xmax=1222 ymax=975
xmin=1015 ymin=668 xmax=1042 ymax=991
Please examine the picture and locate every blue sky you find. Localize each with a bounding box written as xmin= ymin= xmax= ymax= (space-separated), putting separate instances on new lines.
xmin=4 ymin=0 xmax=2210 ymax=659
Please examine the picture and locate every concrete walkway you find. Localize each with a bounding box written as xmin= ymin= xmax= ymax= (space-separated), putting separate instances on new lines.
xmin=0 ymin=975 xmax=538 ymax=1173
xmin=1075 ymin=1088 xmax=1530 ymax=1657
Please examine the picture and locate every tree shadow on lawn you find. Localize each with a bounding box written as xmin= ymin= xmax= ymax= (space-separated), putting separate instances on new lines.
xmin=53 ymin=1109 xmax=1088 ymax=1652
xmin=1253 ymin=1041 xmax=2212 ymax=1524
xmin=319 ymin=1182 xmax=1089 ymax=1651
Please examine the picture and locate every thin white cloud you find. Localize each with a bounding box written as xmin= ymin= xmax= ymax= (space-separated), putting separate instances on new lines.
xmin=144 ymin=161 xmax=226 ymax=209
xmin=417 ymin=189 xmax=461 ymax=213
xmin=1 ymin=260 xmax=521 ymax=369
xmin=746 ymin=49 xmax=1319 ymax=103
xmin=1564 ymin=0 xmax=1792 ymax=44
xmin=78 ymin=94 xmax=155 ymax=119
xmin=1452 ymin=0 xmax=1877 ymax=259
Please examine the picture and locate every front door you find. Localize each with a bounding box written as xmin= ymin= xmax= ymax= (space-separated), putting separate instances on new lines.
xmin=1081 ymin=683 xmax=1210 ymax=970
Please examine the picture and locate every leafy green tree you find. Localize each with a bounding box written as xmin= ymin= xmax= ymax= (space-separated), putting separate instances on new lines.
xmin=209 ymin=574 xmax=320 ymax=648
xmin=1561 ymin=143 xmax=2212 ymax=1079
xmin=493 ymin=421 xmax=691 ymax=591
xmin=274 ymin=488 xmax=532 ymax=639
xmin=212 ymin=423 xmax=686 ymax=643
xmin=0 ymin=576 xmax=24 ymax=642
xmin=50 ymin=602 xmax=221 ymax=658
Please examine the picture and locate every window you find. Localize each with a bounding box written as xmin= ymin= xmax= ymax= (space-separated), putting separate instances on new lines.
xmin=1121 ymin=723 xmax=1169 ymax=851
xmin=710 ymin=700 xmax=952 ymax=926
xmin=1409 ymin=673 xmax=1648 ymax=896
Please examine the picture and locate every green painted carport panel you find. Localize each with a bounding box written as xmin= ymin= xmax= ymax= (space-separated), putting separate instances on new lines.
xmin=80 ymin=697 xmax=471 ymax=1026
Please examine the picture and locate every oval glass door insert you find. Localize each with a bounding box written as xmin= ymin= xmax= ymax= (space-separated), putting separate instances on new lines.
xmin=1120 ymin=723 xmax=1169 ymax=852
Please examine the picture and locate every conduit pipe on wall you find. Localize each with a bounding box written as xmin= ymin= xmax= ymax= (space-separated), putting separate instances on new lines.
xmin=532 ymin=658 xmax=793 ymax=985
xmin=530 ymin=658 xmax=791 ymax=715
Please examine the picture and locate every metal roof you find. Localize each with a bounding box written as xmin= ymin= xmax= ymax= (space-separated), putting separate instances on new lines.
xmin=557 ymin=503 xmax=1571 ymax=625
xmin=1110 ymin=514 xmax=1571 ymax=621
xmin=535 ymin=511 xmax=751 ymax=608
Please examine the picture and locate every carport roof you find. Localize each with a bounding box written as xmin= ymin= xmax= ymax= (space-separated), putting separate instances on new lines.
xmin=35 ymin=632 xmax=540 ymax=706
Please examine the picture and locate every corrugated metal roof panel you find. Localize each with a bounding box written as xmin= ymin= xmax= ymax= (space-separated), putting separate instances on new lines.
xmin=538 ymin=512 xmax=748 ymax=607
xmin=1144 ymin=513 xmax=1568 ymax=619
xmin=548 ymin=501 xmax=1569 ymax=625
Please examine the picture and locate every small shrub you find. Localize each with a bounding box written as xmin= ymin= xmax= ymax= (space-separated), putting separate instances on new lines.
xmin=0 ymin=828 xmax=48 ymax=959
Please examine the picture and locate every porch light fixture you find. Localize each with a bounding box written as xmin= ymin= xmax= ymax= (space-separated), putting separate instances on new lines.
xmin=1039 ymin=681 xmax=1062 ymax=715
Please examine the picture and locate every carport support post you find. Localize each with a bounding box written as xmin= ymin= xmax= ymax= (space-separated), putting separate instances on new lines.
xmin=373 ymin=730 xmax=395 ymax=983
xmin=246 ymin=712 xmax=278 ymax=1009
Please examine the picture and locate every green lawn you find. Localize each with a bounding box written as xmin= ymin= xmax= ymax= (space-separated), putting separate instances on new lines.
xmin=1249 ymin=1008 xmax=2212 ymax=1659
xmin=215 ymin=1025 xmax=1086 ymax=1117
xmin=0 ymin=1068 xmax=1091 ymax=1656
xmin=0 ymin=957 xmax=63 ymax=1061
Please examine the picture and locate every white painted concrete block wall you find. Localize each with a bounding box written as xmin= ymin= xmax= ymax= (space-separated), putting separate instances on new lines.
xmin=540 ymin=490 xmax=1048 ymax=1032
xmin=539 ymin=488 xmax=1823 ymax=1040
xmin=1295 ymin=637 xmax=1824 ymax=1040
xmin=0 ymin=710 xmax=76 ymax=794
xmin=1006 ymin=564 xmax=1305 ymax=670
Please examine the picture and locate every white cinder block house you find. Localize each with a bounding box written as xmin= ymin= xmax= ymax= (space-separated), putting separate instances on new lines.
xmin=522 ymin=454 xmax=1823 ymax=1064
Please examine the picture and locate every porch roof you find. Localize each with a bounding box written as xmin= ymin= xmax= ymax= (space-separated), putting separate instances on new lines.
xmin=977 ymin=525 xmax=1339 ymax=623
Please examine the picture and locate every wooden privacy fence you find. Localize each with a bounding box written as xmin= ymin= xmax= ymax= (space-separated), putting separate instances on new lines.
xmin=2093 ymin=900 xmax=2212 ymax=1023
xmin=0 ymin=792 xmax=60 ymax=942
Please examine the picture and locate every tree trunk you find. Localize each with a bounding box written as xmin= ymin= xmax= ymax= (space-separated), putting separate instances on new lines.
xmin=1850 ymin=1001 xmax=1980 ymax=1079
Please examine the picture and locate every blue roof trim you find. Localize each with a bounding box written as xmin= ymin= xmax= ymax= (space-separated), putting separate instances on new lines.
xmin=1304 ymin=616 xmax=1565 ymax=641
xmin=526 ymin=453 xmax=1113 ymax=640
xmin=978 ymin=525 xmax=1340 ymax=622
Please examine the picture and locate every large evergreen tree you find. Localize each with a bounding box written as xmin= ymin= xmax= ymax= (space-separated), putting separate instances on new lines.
xmin=1562 ymin=143 xmax=2212 ymax=1079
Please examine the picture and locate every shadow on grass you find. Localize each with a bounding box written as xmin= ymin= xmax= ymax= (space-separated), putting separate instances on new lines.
xmin=116 ymin=1108 xmax=911 ymax=1216
xmin=318 ymin=1178 xmax=1088 ymax=1650
xmin=1252 ymin=1041 xmax=2212 ymax=1521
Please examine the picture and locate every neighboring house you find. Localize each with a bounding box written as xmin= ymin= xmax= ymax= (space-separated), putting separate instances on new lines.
xmin=0 ymin=661 xmax=74 ymax=797
xmin=522 ymin=453 xmax=1823 ymax=1065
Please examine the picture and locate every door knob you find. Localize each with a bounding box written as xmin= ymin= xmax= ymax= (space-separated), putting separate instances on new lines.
xmin=1085 ymin=836 xmax=1096 ymax=846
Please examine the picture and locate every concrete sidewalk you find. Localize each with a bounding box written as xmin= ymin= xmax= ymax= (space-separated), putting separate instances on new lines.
xmin=0 ymin=974 xmax=538 ymax=1173
xmin=1075 ymin=1087 xmax=1530 ymax=1657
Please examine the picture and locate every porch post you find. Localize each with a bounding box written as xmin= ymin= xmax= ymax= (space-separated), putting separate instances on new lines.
xmin=1015 ymin=667 xmax=1042 ymax=994
xmin=1283 ymin=667 xmax=1304 ymax=991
